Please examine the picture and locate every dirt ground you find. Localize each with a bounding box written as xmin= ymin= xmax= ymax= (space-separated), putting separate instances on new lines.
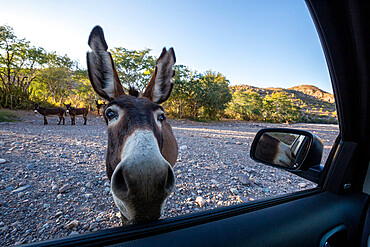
xmin=0 ymin=110 xmax=339 ymax=245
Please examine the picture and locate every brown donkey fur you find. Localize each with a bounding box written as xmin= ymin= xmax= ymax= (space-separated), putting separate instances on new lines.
xmin=34 ymin=104 xmax=65 ymax=125
xmin=64 ymin=104 xmax=88 ymax=125
xmin=87 ymin=25 xmax=178 ymax=224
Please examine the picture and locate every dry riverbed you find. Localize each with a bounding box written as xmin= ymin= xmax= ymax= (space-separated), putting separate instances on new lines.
xmin=0 ymin=111 xmax=339 ymax=246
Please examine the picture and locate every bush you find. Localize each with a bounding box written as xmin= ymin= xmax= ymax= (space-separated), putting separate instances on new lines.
xmin=0 ymin=110 xmax=20 ymax=122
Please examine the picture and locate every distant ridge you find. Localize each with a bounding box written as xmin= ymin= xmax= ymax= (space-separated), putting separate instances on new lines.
xmin=288 ymin=85 xmax=334 ymax=103
xmin=230 ymin=84 xmax=337 ymax=124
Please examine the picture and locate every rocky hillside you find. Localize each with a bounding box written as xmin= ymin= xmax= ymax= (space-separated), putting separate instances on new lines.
xmin=288 ymin=85 xmax=334 ymax=103
xmin=230 ymin=84 xmax=337 ymax=124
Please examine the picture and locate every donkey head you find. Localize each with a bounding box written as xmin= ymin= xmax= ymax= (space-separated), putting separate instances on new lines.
xmin=64 ymin=103 xmax=71 ymax=107
xmin=34 ymin=104 xmax=40 ymax=114
xmin=87 ymin=26 xmax=178 ymax=224
xmin=64 ymin=103 xmax=72 ymax=114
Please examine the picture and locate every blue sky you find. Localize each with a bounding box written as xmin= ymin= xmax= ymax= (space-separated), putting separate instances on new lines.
xmin=0 ymin=0 xmax=332 ymax=93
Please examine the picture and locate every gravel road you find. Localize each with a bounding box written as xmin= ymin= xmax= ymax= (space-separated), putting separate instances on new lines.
xmin=0 ymin=111 xmax=339 ymax=246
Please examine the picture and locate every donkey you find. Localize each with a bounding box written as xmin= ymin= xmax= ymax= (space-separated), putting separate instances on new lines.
xmin=34 ymin=104 xmax=66 ymax=125
xmin=95 ymin=100 xmax=107 ymax=115
xmin=87 ymin=25 xmax=178 ymax=224
xmin=64 ymin=104 xmax=89 ymax=125
xmin=255 ymin=133 xmax=295 ymax=167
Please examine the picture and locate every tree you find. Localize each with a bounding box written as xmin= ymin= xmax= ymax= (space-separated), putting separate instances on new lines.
xmin=262 ymin=92 xmax=302 ymax=123
xmin=164 ymin=69 xmax=232 ymax=120
xmin=110 ymin=47 xmax=156 ymax=91
xmin=0 ymin=25 xmax=48 ymax=108
xmin=195 ymin=71 xmax=232 ymax=120
xmin=32 ymin=53 xmax=76 ymax=105
xmin=164 ymin=65 xmax=193 ymax=118
xmin=226 ymin=90 xmax=263 ymax=121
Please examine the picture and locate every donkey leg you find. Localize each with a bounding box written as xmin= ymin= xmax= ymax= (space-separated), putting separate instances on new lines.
xmin=44 ymin=116 xmax=48 ymax=125
xmin=62 ymin=117 xmax=65 ymax=125
xmin=84 ymin=116 xmax=87 ymax=125
xmin=58 ymin=116 xmax=62 ymax=125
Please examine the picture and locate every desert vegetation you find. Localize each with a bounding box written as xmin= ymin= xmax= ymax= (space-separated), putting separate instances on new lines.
xmin=1 ymin=25 xmax=336 ymax=123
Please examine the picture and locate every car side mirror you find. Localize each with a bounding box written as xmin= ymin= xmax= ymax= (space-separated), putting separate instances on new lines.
xmin=250 ymin=128 xmax=324 ymax=172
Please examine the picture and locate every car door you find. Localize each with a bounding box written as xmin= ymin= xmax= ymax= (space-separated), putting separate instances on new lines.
xmin=25 ymin=0 xmax=369 ymax=246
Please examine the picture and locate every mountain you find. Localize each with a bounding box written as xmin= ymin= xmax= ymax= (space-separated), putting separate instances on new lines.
xmin=288 ymin=85 xmax=334 ymax=103
xmin=230 ymin=84 xmax=337 ymax=124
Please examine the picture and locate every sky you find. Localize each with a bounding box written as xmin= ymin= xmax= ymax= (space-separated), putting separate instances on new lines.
xmin=0 ymin=0 xmax=333 ymax=93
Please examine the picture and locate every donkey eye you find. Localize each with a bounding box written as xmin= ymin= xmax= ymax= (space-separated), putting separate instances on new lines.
xmin=106 ymin=109 xmax=118 ymax=121
xmin=157 ymin=113 xmax=166 ymax=122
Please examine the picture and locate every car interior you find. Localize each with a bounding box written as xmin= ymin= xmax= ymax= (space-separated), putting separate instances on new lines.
xmin=24 ymin=0 xmax=369 ymax=246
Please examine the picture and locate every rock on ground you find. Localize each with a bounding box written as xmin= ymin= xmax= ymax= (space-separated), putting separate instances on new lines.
xmin=0 ymin=112 xmax=338 ymax=246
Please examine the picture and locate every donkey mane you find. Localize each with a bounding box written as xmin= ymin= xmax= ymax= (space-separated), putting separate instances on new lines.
xmin=86 ymin=25 xmax=177 ymax=224
xmin=128 ymin=86 xmax=140 ymax=97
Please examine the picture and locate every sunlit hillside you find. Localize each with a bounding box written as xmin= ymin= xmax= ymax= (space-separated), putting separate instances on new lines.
xmin=230 ymin=84 xmax=337 ymax=124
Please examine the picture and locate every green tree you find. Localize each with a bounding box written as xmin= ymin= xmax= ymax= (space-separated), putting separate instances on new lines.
xmin=164 ymin=65 xmax=193 ymax=118
xmin=165 ymin=69 xmax=232 ymax=120
xmin=196 ymin=71 xmax=232 ymax=120
xmin=110 ymin=47 xmax=156 ymax=91
xmin=262 ymin=92 xmax=302 ymax=123
xmin=226 ymin=90 xmax=263 ymax=121
xmin=0 ymin=25 xmax=48 ymax=108
xmin=32 ymin=53 xmax=76 ymax=105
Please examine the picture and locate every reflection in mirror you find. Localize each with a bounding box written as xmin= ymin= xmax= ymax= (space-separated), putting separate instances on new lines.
xmin=254 ymin=132 xmax=309 ymax=169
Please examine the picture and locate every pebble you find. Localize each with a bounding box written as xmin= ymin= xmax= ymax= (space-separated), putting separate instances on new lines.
xmin=83 ymin=193 xmax=94 ymax=199
xmin=69 ymin=231 xmax=79 ymax=236
xmin=298 ymin=182 xmax=307 ymax=188
xmin=238 ymin=174 xmax=250 ymax=185
xmin=0 ymin=114 xmax=336 ymax=246
xmin=11 ymin=185 xmax=31 ymax=194
xmin=236 ymin=196 xmax=249 ymax=203
xmin=230 ymin=188 xmax=238 ymax=195
xmin=89 ymin=222 xmax=99 ymax=231
xmin=0 ymin=158 xmax=7 ymax=164
xmin=179 ymin=145 xmax=188 ymax=151
xmin=55 ymin=211 xmax=63 ymax=218
xmin=11 ymin=221 xmax=21 ymax=227
xmin=64 ymin=220 xmax=80 ymax=230
xmin=19 ymin=181 xmax=27 ymax=186
xmin=59 ymin=183 xmax=71 ymax=193
xmin=195 ymin=196 xmax=205 ymax=207
xmin=27 ymin=164 xmax=35 ymax=169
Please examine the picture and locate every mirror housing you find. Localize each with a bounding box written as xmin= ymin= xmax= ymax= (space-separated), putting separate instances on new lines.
xmin=250 ymin=128 xmax=324 ymax=173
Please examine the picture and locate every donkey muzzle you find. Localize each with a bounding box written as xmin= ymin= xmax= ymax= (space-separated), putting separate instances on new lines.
xmin=110 ymin=129 xmax=175 ymax=223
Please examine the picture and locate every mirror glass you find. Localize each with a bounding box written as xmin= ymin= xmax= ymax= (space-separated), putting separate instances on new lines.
xmin=254 ymin=132 xmax=310 ymax=169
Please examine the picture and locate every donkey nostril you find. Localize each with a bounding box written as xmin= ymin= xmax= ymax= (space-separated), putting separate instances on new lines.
xmin=112 ymin=167 xmax=129 ymax=198
xmin=164 ymin=166 xmax=175 ymax=193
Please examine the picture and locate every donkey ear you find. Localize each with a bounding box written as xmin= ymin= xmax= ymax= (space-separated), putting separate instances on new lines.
xmin=87 ymin=26 xmax=124 ymax=101
xmin=143 ymin=47 xmax=176 ymax=104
